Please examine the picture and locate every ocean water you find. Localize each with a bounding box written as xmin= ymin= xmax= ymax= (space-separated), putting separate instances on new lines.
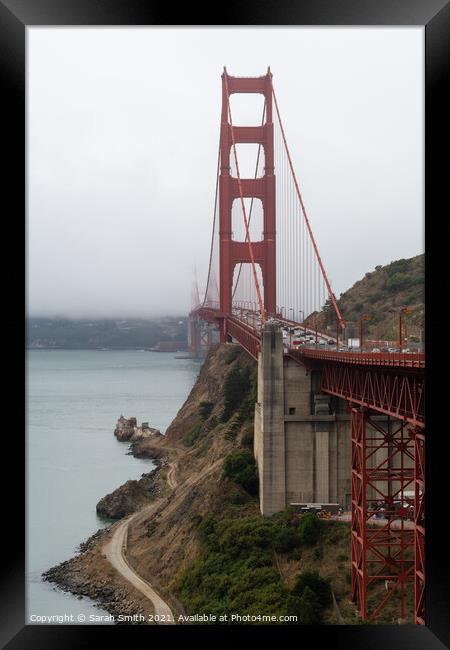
xmin=26 ymin=349 xmax=200 ymax=624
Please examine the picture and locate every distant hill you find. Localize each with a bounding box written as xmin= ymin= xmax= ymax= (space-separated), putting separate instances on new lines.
xmin=26 ymin=317 xmax=188 ymax=350
xmin=308 ymin=254 xmax=424 ymax=343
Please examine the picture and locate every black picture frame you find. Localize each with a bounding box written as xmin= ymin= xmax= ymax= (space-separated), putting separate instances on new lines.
xmin=1 ymin=1 xmax=449 ymax=647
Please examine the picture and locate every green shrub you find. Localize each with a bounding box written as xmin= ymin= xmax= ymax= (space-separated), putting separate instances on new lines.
xmin=229 ymin=491 xmax=249 ymax=506
xmin=198 ymin=513 xmax=217 ymax=544
xmin=273 ymin=526 xmax=301 ymax=553
xmin=182 ymin=421 xmax=203 ymax=447
xmin=386 ymin=272 xmax=411 ymax=291
xmin=223 ymin=449 xmax=258 ymax=496
xmin=292 ymin=570 xmax=332 ymax=609
xmin=289 ymin=548 xmax=302 ymax=561
xmin=288 ymin=585 xmax=323 ymax=624
xmin=199 ymin=401 xmax=214 ymax=420
xmin=221 ymin=366 xmax=252 ymax=422
xmin=387 ymin=258 xmax=409 ymax=274
xmin=224 ymin=418 xmax=240 ymax=441
xmin=176 ymin=511 xmax=338 ymax=624
xmin=241 ymin=425 xmax=254 ymax=449
xmin=238 ymin=369 xmax=257 ymax=421
xmin=313 ymin=547 xmax=323 ymax=560
xmin=177 ymin=515 xmax=296 ymax=621
xmin=298 ymin=513 xmax=322 ymax=545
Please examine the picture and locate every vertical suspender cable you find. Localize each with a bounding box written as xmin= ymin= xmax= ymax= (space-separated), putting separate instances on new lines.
xmin=202 ymin=129 xmax=221 ymax=308
xmin=271 ymin=79 xmax=345 ymax=330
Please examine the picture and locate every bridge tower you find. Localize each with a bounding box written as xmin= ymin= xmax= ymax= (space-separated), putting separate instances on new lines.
xmin=219 ymin=68 xmax=276 ymax=341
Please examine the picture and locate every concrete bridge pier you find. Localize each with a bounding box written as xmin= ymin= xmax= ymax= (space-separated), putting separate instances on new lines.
xmin=254 ymin=322 xmax=351 ymax=516
xmin=254 ymin=323 xmax=286 ymax=515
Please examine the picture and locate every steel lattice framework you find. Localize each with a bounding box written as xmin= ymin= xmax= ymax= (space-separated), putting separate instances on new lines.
xmin=414 ymin=428 xmax=425 ymax=625
xmin=291 ymin=350 xmax=425 ymax=623
xmin=351 ymin=409 xmax=417 ymax=622
xmin=307 ymin=355 xmax=424 ymax=428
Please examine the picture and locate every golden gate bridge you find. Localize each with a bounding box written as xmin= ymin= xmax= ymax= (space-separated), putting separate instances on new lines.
xmin=189 ymin=67 xmax=425 ymax=625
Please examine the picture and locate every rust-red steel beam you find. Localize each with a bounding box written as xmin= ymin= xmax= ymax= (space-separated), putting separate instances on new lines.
xmin=290 ymin=350 xmax=425 ymax=428
xmin=351 ymin=409 xmax=416 ymax=622
xmin=293 ymin=348 xmax=425 ymax=369
xmin=225 ymin=316 xmax=260 ymax=360
xmin=413 ymin=427 xmax=425 ymax=625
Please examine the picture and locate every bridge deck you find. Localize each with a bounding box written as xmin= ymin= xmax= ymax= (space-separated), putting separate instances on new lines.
xmin=192 ymin=307 xmax=425 ymax=370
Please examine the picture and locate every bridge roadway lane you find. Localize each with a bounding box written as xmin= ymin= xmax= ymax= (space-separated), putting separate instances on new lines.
xmin=195 ymin=307 xmax=425 ymax=366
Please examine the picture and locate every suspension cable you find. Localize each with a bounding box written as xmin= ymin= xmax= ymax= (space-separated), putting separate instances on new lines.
xmin=201 ymin=125 xmax=221 ymax=308
xmin=271 ymin=78 xmax=345 ymax=330
xmin=224 ymin=74 xmax=266 ymax=324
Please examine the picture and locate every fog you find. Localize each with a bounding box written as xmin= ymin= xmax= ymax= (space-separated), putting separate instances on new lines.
xmin=27 ymin=27 xmax=423 ymax=318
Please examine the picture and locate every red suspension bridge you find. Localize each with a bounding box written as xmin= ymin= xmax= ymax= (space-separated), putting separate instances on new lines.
xmin=190 ymin=68 xmax=425 ymax=625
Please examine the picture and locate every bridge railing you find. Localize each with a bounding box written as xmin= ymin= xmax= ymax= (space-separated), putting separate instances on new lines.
xmin=290 ymin=348 xmax=425 ymax=369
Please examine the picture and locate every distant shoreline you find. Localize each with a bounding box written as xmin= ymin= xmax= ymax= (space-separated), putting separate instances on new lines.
xmin=26 ymin=347 xmax=189 ymax=352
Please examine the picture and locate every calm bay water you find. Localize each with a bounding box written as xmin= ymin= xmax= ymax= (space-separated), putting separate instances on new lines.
xmin=26 ymin=349 xmax=200 ymax=624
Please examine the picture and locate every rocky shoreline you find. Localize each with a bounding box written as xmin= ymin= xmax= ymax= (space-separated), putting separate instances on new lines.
xmin=96 ymin=466 xmax=164 ymax=519
xmin=42 ymin=526 xmax=150 ymax=624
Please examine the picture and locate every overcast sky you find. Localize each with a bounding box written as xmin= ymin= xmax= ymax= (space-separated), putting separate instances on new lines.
xmin=27 ymin=27 xmax=423 ymax=318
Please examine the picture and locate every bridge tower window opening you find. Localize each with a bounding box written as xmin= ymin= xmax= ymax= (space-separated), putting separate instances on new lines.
xmin=228 ymin=92 xmax=266 ymax=126
xmin=232 ymin=262 xmax=264 ymax=313
xmin=231 ymin=197 xmax=264 ymax=243
xmin=230 ymin=143 xmax=265 ymax=180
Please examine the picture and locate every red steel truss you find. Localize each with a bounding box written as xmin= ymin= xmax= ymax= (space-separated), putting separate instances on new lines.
xmin=317 ymin=360 xmax=424 ymax=428
xmin=413 ymin=427 xmax=425 ymax=625
xmin=351 ymin=408 xmax=419 ymax=622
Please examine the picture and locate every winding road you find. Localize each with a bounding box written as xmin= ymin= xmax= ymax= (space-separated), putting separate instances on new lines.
xmin=103 ymin=513 xmax=175 ymax=624
xmin=102 ymin=453 xmax=222 ymax=624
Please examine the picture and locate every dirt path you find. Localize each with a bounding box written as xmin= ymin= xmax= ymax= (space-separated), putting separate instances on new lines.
xmin=166 ymin=462 xmax=178 ymax=490
xmin=102 ymin=445 xmax=222 ymax=625
xmin=103 ymin=514 xmax=175 ymax=624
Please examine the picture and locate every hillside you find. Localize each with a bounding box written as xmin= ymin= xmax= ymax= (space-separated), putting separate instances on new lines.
xmin=26 ymin=316 xmax=188 ymax=350
xmin=308 ymin=254 xmax=424 ymax=343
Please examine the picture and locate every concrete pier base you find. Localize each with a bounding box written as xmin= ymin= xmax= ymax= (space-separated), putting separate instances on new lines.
xmin=254 ymin=323 xmax=352 ymax=516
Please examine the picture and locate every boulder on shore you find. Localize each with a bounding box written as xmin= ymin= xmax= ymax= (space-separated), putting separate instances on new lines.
xmin=114 ymin=415 xmax=162 ymax=442
xmin=96 ymin=468 xmax=163 ymax=519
